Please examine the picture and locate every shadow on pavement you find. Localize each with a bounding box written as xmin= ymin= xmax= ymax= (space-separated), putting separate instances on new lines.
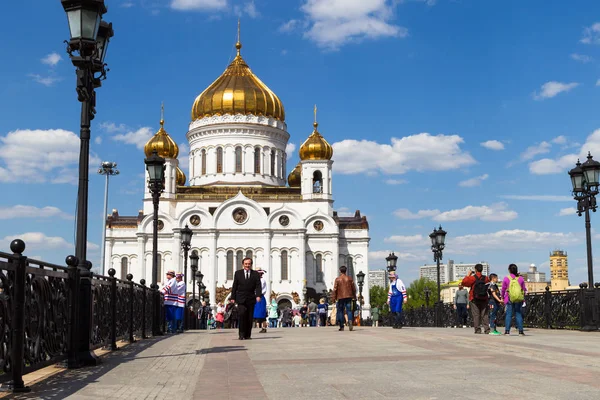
xmin=196 ymin=346 xmax=246 ymax=354
xmin=6 ymin=336 xmax=169 ymax=400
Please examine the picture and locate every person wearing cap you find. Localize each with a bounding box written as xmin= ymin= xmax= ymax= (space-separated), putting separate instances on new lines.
xmin=174 ymin=273 xmax=186 ymax=333
xmin=160 ymin=270 xmax=178 ymax=334
xmin=253 ymin=268 xmax=269 ymax=333
xmin=387 ymin=272 xmax=407 ymax=329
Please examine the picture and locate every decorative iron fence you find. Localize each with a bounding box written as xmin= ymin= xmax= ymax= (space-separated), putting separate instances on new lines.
xmin=378 ymin=287 xmax=597 ymax=330
xmin=0 ymin=239 xmax=165 ymax=393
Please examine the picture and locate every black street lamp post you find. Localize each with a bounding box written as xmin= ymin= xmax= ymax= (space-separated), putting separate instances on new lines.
xmin=385 ymin=252 xmax=398 ymax=292
xmin=190 ymin=250 xmax=198 ymax=329
xmin=180 ymin=225 xmax=193 ymax=330
xmin=424 ymin=286 xmax=431 ymax=308
xmin=429 ymin=225 xmax=447 ymax=328
xmin=356 ymin=270 xmax=365 ymax=306
xmin=145 ymin=150 xmax=166 ymax=336
xmin=569 ymin=153 xmax=600 ymax=331
xmin=62 ymin=0 xmax=113 ymax=368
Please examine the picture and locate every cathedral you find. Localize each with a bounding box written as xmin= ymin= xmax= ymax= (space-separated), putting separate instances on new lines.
xmin=104 ymin=32 xmax=371 ymax=315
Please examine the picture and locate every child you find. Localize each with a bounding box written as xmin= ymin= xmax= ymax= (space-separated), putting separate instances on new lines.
xmin=488 ymin=273 xmax=503 ymax=335
xmin=293 ymin=313 xmax=301 ymax=327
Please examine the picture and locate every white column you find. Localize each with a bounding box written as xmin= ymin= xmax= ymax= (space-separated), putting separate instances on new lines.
xmin=264 ymin=232 xmax=272 ymax=300
xmin=172 ymin=231 xmax=182 ymax=274
xmin=331 ymin=234 xmax=339 ymax=288
xmin=209 ymin=231 xmax=217 ymax=306
xmin=105 ymin=238 xmax=114 ymax=276
xmin=137 ymin=235 xmax=145 ymax=282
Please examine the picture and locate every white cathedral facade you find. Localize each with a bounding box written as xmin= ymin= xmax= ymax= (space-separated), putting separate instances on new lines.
xmin=104 ymin=36 xmax=371 ymax=315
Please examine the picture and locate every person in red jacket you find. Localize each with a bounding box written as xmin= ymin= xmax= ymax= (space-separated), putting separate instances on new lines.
xmin=461 ymin=264 xmax=490 ymax=334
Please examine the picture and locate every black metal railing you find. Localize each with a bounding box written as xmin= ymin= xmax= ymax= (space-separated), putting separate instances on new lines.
xmin=377 ymin=287 xmax=599 ymax=330
xmin=0 ymin=240 xmax=166 ymax=393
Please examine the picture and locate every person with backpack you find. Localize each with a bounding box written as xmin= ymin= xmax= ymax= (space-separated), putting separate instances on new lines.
xmin=461 ymin=263 xmax=490 ymax=334
xmin=501 ymin=264 xmax=527 ymax=336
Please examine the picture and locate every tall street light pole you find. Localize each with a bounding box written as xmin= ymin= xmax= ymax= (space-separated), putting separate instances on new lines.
xmin=98 ymin=161 xmax=118 ymax=275
xmin=190 ymin=250 xmax=199 ymax=329
xmin=62 ymin=0 xmax=113 ymax=367
xmin=429 ymin=226 xmax=447 ymax=328
xmin=180 ymin=225 xmax=193 ymax=330
xmin=145 ymin=150 xmax=166 ymax=336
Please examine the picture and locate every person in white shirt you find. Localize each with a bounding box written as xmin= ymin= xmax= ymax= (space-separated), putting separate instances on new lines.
xmin=387 ymin=272 xmax=407 ymax=329
xmin=252 ymin=268 xmax=269 ymax=333
xmin=293 ymin=313 xmax=301 ymax=327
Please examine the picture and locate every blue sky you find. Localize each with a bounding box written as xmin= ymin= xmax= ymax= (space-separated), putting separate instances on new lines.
xmin=2 ymin=0 xmax=600 ymax=286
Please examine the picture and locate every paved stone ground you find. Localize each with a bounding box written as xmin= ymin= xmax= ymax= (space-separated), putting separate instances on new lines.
xmin=7 ymin=326 xmax=600 ymax=399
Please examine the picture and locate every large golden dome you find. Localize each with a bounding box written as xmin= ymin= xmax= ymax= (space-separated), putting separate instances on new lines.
xmin=287 ymin=163 xmax=301 ymax=187
xmin=191 ymin=39 xmax=285 ymax=122
xmin=144 ymin=118 xmax=179 ymax=159
xmin=176 ymin=166 xmax=186 ymax=186
xmin=299 ymin=122 xmax=333 ymax=161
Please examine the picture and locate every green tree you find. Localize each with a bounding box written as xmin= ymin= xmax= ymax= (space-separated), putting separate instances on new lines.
xmin=369 ymin=285 xmax=388 ymax=310
xmin=405 ymin=277 xmax=438 ymax=309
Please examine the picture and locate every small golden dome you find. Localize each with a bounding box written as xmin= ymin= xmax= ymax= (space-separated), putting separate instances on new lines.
xmin=144 ymin=117 xmax=179 ymax=159
xmin=299 ymin=121 xmax=333 ymax=161
xmin=191 ymin=29 xmax=285 ymax=122
xmin=287 ymin=163 xmax=301 ymax=187
xmin=176 ymin=166 xmax=186 ymax=186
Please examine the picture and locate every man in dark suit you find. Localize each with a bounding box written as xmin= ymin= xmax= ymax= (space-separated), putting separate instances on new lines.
xmin=230 ymin=257 xmax=262 ymax=340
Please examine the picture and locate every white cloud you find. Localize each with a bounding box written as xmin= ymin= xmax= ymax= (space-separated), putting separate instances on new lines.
xmin=299 ymin=0 xmax=408 ymax=49
xmin=571 ymin=53 xmax=593 ymax=63
xmin=596 ymin=79 xmax=600 ymax=87
xmin=100 ymin=122 xmax=128 ymax=133
xmin=279 ymin=19 xmax=301 ymax=33
xmin=0 ymin=129 xmax=100 ymax=184
xmin=2 ymin=232 xmax=72 ymax=251
xmin=332 ymin=133 xmax=475 ymax=175
xmin=581 ymin=22 xmax=600 ymax=44
xmin=0 ymin=205 xmax=72 ymax=220
xmin=551 ymin=135 xmax=567 ymax=145
xmin=368 ymin=250 xmax=425 ymax=263
xmin=558 ymin=207 xmax=577 ymax=217
xmin=41 ymin=53 xmax=62 ymax=67
xmin=95 ymin=136 xmax=102 ymax=145
xmin=533 ymin=81 xmax=579 ymax=100
xmin=121 ymin=2 xmax=135 ymax=7
xmin=434 ymin=203 xmax=517 ymax=222
xmin=112 ymin=127 xmax=153 ymax=149
xmin=393 ymin=209 xmax=440 ymax=220
xmin=170 ymin=0 xmax=227 ymax=11
xmin=234 ymin=1 xmax=259 ymax=18
xmin=336 ymin=207 xmax=354 ymax=217
xmin=385 ymin=179 xmax=408 ymax=185
xmin=450 ymin=229 xmax=579 ymax=251
xmin=501 ymin=195 xmax=573 ymax=202
xmin=285 ymin=143 xmax=296 ymax=158
xmin=179 ymin=142 xmax=189 ymax=172
xmin=480 ymin=140 xmax=504 ymax=150
xmin=29 ymin=74 xmax=61 ymax=87
xmin=384 ymin=234 xmax=426 ymax=246
xmin=459 ymin=174 xmax=489 ymax=187
xmin=520 ymin=141 xmax=551 ymax=161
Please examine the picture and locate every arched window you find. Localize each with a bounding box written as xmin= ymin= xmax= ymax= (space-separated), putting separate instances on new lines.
xmin=254 ymin=147 xmax=261 ymax=174
xmin=316 ymin=254 xmax=323 ymax=283
xmin=235 ymin=146 xmax=242 ymax=173
xmin=270 ymin=149 xmax=275 ymax=176
xmin=313 ymin=170 xmax=323 ymax=193
xmin=237 ymin=250 xmax=244 ymax=269
xmin=226 ymin=251 xmax=234 ymax=280
xmin=347 ymin=256 xmax=354 ymax=281
xmin=216 ymin=147 xmax=223 ymax=173
xmin=281 ymin=250 xmax=288 ymax=280
xmin=201 ymin=149 xmax=206 ymax=175
xmin=246 ymin=250 xmax=253 ymax=260
xmin=121 ymin=257 xmax=128 ymax=279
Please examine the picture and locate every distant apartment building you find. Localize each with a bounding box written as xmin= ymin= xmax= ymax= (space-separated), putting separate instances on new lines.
xmin=522 ymin=263 xmax=549 ymax=293
xmin=368 ymin=270 xmax=387 ymax=289
xmin=419 ymin=260 xmax=490 ymax=284
xmin=550 ymin=250 xmax=569 ymax=291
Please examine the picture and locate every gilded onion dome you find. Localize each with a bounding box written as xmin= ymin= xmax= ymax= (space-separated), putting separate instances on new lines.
xmin=191 ymin=26 xmax=285 ymax=122
xmin=176 ymin=166 xmax=186 ymax=186
xmin=144 ymin=116 xmax=179 ymax=159
xmin=299 ymin=121 xmax=333 ymax=161
xmin=287 ymin=163 xmax=301 ymax=187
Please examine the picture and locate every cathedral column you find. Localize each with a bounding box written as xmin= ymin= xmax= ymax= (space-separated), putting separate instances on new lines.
xmin=331 ymin=234 xmax=339 ymax=289
xmin=264 ymin=231 xmax=272 ymax=300
xmin=105 ymin=238 xmax=114 ymax=275
xmin=137 ymin=235 xmax=145 ymax=282
xmin=299 ymin=231 xmax=306 ymax=302
xmin=172 ymin=231 xmax=182 ymax=274
xmin=209 ymin=230 xmax=217 ymax=306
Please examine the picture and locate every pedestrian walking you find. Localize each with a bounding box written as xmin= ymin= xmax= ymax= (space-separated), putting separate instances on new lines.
xmin=387 ymin=272 xmax=407 ymax=329
xmin=317 ymin=298 xmax=328 ymax=327
xmin=488 ymin=273 xmax=504 ymax=335
xmin=174 ymin=273 xmax=186 ymax=333
xmin=332 ymin=265 xmax=357 ymax=331
xmin=501 ymin=264 xmax=527 ymax=336
xmin=253 ymin=268 xmax=268 ymax=333
xmin=461 ymin=264 xmax=491 ymax=334
xmin=371 ymin=306 xmax=380 ymax=327
xmin=160 ymin=270 xmax=178 ymax=334
xmin=230 ymin=257 xmax=262 ymax=340
xmin=454 ymin=285 xmax=469 ymax=328
xmin=268 ymin=298 xmax=278 ymax=328
xmin=307 ymin=299 xmax=318 ymax=327
xmin=215 ymin=302 xmax=225 ymax=329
